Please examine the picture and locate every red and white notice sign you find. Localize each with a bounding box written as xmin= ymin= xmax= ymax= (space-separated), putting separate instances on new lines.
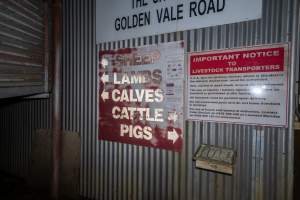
xmin=188 ymin=44 xmax=289 ymax=127
xmin=99 ymin=41 xmax=184 ymax=151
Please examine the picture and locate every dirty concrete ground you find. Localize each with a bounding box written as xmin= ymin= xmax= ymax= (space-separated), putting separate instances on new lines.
xmin=0 ymin=171 xmax=82 ymax=200
xmin=0 ymin=171 xmax=52 ymax=200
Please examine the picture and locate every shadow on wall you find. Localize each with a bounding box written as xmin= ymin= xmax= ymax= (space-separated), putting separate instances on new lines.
xmin=28 ymin=129 xmax=80 ymax=200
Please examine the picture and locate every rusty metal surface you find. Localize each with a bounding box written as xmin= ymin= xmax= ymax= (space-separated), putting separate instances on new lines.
xmin=0 ymin=0 xmax=299 ymax=200
xmin=0 ymin=0 xmax=47 ymax=98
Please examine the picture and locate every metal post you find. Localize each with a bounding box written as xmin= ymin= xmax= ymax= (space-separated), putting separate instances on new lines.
xmin=288 ymin=0 xmax=300 ymax=200
xmin=52 ymin=0 xmax=62 ymax=199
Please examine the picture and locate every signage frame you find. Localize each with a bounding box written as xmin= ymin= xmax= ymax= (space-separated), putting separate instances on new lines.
xmin=96 ymin=0 xmax=262 ymax=43
xmin=98 ymin=41 xmax=185 ymax=151
xmin=186 ymin=43 xmax=290 ymax=127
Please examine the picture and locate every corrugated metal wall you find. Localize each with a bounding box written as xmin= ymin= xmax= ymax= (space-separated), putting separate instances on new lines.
xmin=0 ymin=99 xmax=52 ymax=177
xmin=0 ymin=0 xmax=48 ymax=98
xmin=0 ymin=0 xmax=299 ymax=199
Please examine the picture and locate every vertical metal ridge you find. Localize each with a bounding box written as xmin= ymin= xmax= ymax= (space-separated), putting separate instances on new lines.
xmin=288 ymin=1 xmax=300 ymax=200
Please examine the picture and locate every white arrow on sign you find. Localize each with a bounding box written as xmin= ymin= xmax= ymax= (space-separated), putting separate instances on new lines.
xmin=168 ymin=112 xmax=178 ymax=122
xmin=101 ymin=58 xmax=108 ymax=68
xmin=101 ymin=73 xmax=109 ymax=84
xmin=101 ymin=90 xmax=109 ymax=101
xmin=168 ymin=129 xmax=179 ymax=144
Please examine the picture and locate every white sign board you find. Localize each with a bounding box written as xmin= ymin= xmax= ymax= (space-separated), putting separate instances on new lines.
xmin=187 ymin=44 xmax=289 ymax=127
xmin=96 ymin=0 xmax=262 ymax=43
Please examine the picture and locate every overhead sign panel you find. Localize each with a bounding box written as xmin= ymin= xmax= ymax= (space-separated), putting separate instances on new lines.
xmin=96 ymin=0 xmax=262 ymax=43
xmin=187 ymin=44 xmax=289 ymax=127
xmin=99 ymin=41 xmax=184 ymax=151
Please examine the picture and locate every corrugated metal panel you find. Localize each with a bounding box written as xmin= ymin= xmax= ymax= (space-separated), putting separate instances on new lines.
xmin=93 ymin=0 xmax=299 ymax=200
xmin=0 ymin=0 xmax=47 ymax=98
xmin=0 ymin=0 xmax=299 ymax=199
xmin=0 ymin=98 xmax=52 ymax=177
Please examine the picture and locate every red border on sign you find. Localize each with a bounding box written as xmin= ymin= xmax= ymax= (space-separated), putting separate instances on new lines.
xmin=187 ymin=43 xmax=290 ymax=127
